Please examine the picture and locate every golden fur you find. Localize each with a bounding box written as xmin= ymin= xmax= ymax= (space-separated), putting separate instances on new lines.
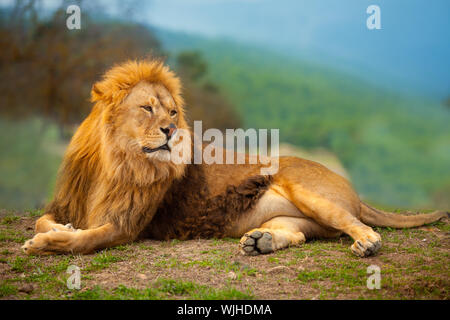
xmin=22 ymin=59 xmax=448 ymax=257
xmin=53 ymin=60 xmax=187 ymax=235
xmin=23 ymin=59 xmax=190 ymax=254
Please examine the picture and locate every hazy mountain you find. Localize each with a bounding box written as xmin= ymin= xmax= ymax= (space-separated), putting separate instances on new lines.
xmin=154 ymin=26 xmax=450 ymax=209
xmin=144 ymin=0 xmax=449 ymax=99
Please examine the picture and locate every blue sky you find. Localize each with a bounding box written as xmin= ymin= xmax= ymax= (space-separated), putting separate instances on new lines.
xmin=141 ymin=0 xmax=449 ymax=99
xmin=2 ymin=0 xmax=449 ymax=98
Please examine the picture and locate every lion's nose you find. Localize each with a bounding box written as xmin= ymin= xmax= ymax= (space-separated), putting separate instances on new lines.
xmin=160 ymin=123 xmax=177 ymax=139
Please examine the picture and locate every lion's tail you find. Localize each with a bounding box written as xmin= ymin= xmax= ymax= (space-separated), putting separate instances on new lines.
xmin=360 ymin=202 xmax=448 ymax=228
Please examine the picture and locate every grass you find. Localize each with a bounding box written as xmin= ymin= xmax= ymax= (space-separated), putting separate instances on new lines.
xmin=0 ymin=212 xmax=448 ymax=300
xmin=0 ymin=228 xmax=27 ymax=243
xmin=155 ymin=278 xmax=253 ymax=300
xmin=0 ymin=282 xmax=18 ymax=298
xmin=86 ymin=251 xmax=124 ymax=271
xmin=1 ymin=215 xmax=20 ymax=225
xmin=70 ymin=279 xmax=253 ymax=300
xmin=296 ymin=260 xmax=367 ymax=287
xmin=70 ymin=285 xmax=161 ymax=300
xmin=9 ymin=256 xmax=30 ymax=272
xmin=152 ymin=252 xmax=259 ymax=279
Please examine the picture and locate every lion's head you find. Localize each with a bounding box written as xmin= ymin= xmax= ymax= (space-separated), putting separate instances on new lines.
xmin=87 ymin=59 xmax=190 ymax=184
xmin=48 ymin=59 xmax=192 ymax=232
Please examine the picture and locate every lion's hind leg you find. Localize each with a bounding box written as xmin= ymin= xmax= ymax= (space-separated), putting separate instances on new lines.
xmin=239 ymin=216 xmax=308 ymax=256
xmin=284 ymin=184 xmax=382 ymax=257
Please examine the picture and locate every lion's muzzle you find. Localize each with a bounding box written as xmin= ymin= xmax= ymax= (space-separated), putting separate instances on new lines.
xmin=142 ymin=144 xmax=171 ymax=154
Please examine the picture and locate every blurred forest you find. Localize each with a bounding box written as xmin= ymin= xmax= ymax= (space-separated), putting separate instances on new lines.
xmin=0 ymin=0 xmax=240 ymax=135
xmin=159 ymin=31 xmax=450 ymax=210
xmin=0 ymin=0 xmax=240 ymax=209
xmin=0 ymin=0 xmax=448 ymax=212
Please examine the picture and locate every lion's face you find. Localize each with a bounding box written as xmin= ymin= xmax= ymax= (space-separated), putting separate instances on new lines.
xmin=111 ymin=81 xmax=188 ymax=163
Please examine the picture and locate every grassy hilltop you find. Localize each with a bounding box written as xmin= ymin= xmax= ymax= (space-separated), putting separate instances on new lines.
xmin=0 ymin=211 xmax=449 ymax=299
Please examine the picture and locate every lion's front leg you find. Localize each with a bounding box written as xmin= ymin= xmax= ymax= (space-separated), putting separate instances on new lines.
xmin=22 ymin=223 xmax=131 ymax=255
xmin=34 ymin=214 xmax=78 ymax=233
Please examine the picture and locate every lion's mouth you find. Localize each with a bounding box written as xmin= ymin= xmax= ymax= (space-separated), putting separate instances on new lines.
xmin=142 ymin=143 xmax=171 ymax=154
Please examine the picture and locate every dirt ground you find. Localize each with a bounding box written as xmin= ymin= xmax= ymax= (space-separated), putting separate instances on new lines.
xmin=0 ymin=210 xmax=449 ymax=300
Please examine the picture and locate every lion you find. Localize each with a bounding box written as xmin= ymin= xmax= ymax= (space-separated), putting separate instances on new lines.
xmin=22 ymin=59 xmax=448 ymax=257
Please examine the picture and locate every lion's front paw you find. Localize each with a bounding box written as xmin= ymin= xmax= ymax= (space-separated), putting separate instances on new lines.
xmin=239 ymin=230 xmax=274 ymax=256
xmin=351 ymin=232 xmax=382 ymax=257
xmin=22 ymin=230 xmax=76 ymax=255
xmin=22 ymin=233 xmax=51 ymax=255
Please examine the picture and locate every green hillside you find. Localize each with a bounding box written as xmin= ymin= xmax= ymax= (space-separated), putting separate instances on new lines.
xmin=158 ymin=30 xmax=450 ymax=209
xmin=0 ymin=119 xmax=62 ymax=210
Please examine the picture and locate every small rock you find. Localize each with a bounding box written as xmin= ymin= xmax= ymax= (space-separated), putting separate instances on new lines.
xmin=267 ymin=266 xmax=292 ymax=274
xmin=137 ymin=273 xmax=147 ymax=280
xmin=422 ymin=239 xmax=427 ymax=242
xmin=227 ymin=271 xmax=237 ymax=280
xmin=18 ymin=284 xmax=34 ymax=293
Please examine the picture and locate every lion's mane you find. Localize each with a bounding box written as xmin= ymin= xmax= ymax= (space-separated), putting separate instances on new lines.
xmin=47 ymin=59 xmax=187 ymax=237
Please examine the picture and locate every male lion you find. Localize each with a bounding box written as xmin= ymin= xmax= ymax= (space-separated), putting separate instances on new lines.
xmin=22 ymin=59 xmax=448 ymax=257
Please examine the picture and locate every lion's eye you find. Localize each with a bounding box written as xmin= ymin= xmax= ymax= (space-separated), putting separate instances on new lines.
xmin=170 ymin=110 xmax=177 ymax=117
xmin=141 ymin=105 xmax=153 ymax=113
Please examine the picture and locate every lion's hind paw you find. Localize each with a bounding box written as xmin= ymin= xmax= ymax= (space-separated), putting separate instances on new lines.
xmin=239 ymin=230 xmax=274 ymax=256
xmin=351 ymin=234 xmax=382 ymax=257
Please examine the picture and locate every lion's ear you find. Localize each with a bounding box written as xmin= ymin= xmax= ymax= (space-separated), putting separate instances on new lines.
xmin=91 ymin=83 xmax=103 ymax=102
